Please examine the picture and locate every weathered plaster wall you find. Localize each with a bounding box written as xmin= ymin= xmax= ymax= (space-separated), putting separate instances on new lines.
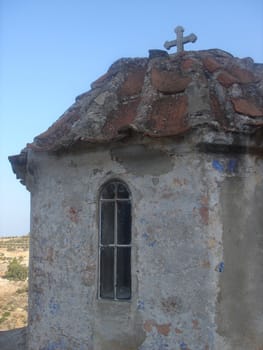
xmin=216 ymin=155 xmax=263 ymax=349
xmin=27 ymin=139 xmax=263 ymax=350
xmin=0 ymin=328 xmax=27 ymax=350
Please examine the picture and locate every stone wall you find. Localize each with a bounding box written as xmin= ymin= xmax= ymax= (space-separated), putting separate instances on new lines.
xmin=216 ymin=156 xmax=263 ymax=349
xmin=26 ymin=137 xmax=263 ymax=350
xmin=0 ymin=328 xmax=27 ymax=350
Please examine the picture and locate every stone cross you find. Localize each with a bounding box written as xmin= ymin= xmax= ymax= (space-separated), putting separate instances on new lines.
xmin=164 ymin=26 xmax=197 ymax=52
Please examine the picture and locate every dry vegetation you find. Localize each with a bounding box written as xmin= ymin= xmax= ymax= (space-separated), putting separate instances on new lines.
xmin=0 ymin=236 xmax=29 ymax=330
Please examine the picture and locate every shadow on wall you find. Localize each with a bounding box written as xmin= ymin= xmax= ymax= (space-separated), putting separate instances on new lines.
xmin=0 ymin=327 xmax=27 ymax=350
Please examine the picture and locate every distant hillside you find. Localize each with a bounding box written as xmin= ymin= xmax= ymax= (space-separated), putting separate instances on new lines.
xmin=0 ymin=236 xmax=29 ymax=251
xmin=0 ymin=236 xmax=29 ymax=330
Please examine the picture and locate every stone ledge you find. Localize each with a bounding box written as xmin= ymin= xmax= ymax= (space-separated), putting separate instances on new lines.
xmin=0 ymin=327 xmax=27 ymax=350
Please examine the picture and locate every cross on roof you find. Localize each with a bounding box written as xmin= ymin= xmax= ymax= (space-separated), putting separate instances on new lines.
xmin=164 ymin=26 xmax=197 ymax=53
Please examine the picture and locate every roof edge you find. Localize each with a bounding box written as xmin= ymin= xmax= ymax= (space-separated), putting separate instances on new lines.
xmin=8 ymin=152 xmax=27 ymax=186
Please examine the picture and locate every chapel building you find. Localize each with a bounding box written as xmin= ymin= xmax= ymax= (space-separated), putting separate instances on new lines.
xmin=9 ymin=38 xmax=263 ymax=349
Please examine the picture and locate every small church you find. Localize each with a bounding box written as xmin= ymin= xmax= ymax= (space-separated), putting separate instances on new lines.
xmin=9 ymin=27 xmax=263 ymax=350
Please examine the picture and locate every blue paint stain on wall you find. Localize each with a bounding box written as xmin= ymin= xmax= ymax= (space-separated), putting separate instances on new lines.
xmin=142 ymin=232 xmax=157 ymax=247
xmin=148 ymin=240 xmax=157 ymax=247
xmin=137 ymin=300 xmax=145 ymax=310
xmin=34 ymin=293 xmax=45 ymax=312
xmin=212 ymin=160 xmax=224 ymax=173
xmin=216 ymin=261 xmax=225 ymax=272
xmin=227 ymin=159 xmax=237 ymax=173
xmin=154 ymin=333 xmax=169 ymax=349
xmin=142 ymin=233 xmax=148 ymax=239
xmin=180 ymin=342 xmax=188 ymax=350
xmin=49 ymin=298 xmax=60 ymax=315
xmin=213 ymin=159 xmax=238 ymax=174
xmin=41 ymin=339 xmax=66 ymax=350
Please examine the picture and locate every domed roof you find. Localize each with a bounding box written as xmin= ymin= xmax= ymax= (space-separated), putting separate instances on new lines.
xmin=9 ymin=49 xmax=263 ymax=182
xmin=28 ymin=49 xmax=263 ymax=150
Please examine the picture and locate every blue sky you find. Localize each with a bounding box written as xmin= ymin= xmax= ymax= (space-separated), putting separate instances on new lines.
xmin=1 ymin=0 xmax=263 ymax=236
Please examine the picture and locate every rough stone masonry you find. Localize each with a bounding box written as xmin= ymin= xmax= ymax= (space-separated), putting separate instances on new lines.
xmin=8 ymin=48 xmax=263 ymax=350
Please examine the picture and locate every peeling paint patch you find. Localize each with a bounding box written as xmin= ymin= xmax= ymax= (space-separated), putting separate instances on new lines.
xmin=173 ymin=177 xmax=189 ymax=186
xmin=175 ymin=328 xmax=183 ymax=334
xmin=143 ymin=320 xmax=171 ymax=336
xmin=46 ymin=247 xmax=54 ymax=263
xmin=161 ymin=296 xmax=180 ymax=314
xmin=81 ymin=263 xmax=96 ymax=286
xmin=199 ymin=195 xmax=209 ymax=225
xmin=199 ymin=206 xmax=209 ymax=225
xmin=68 ymin=206 xmax=81 ymax=223
xmin=207 ymin=238 xmax=217 ymax=249
xmin=143 ymin=319 xmax=155 ymax=333
xmin=192 ymin=319 xmax=200 ymax=329
xmin=156 ymin=323 xmax=171 ymax=336
xmin=201 ymin=260 xmax=211 ymax=268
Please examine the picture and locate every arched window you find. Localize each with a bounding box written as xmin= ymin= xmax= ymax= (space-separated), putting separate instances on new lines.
xmin=99 ymin=180 xmax=131 ymax=300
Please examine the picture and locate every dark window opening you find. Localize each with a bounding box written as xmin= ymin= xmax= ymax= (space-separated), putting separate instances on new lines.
xmin=99 ymin=181 xmax=131 ymax=300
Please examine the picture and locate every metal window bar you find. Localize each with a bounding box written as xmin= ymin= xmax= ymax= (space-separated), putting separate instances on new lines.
xmin=99 ymin=181 xmax=131 ymax=300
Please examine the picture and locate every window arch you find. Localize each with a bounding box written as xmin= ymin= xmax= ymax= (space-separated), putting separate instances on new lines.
xmin=99 ymin=180 xmax=131 ymax=300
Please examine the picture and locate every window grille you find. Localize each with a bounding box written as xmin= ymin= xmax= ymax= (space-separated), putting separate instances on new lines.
xmin=99 ymin=180 xmax=131 ymax=300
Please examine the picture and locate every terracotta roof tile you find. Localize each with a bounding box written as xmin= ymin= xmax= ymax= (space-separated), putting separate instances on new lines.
xmin=9 ymin=49 xmax=263 ymax=182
